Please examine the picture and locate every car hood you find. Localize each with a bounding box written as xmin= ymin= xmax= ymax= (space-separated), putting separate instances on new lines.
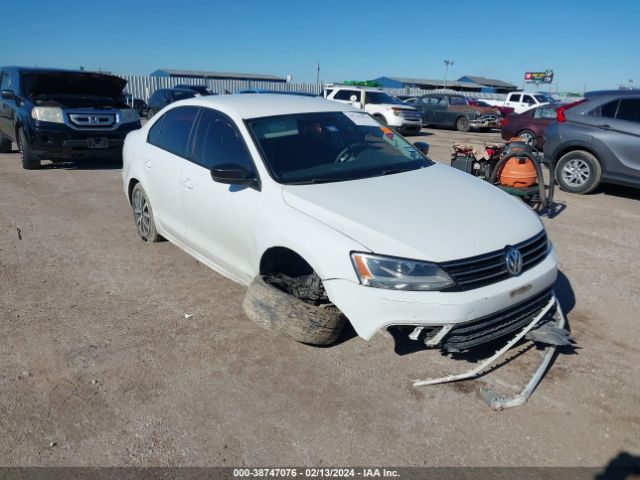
xmin=24 ymin=71 xmax=127 ymax=99
xmin=281 ymin=164 xmax=543 ymax=262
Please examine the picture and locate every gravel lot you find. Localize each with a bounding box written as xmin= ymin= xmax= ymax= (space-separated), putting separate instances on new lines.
xmin=0 ymin=126 xmax=639 ymax=467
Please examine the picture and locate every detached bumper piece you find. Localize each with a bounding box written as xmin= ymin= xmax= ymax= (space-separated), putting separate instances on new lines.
xmin=413 ymin=290 xmax=573 ymax=410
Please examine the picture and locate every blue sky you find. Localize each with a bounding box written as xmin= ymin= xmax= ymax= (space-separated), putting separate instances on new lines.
xmin=1 ymin=0 xmax=638 ymax=92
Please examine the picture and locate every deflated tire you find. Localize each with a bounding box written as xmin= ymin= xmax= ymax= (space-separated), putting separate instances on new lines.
xmin=242 ymin=275 xmax=346 ymax=346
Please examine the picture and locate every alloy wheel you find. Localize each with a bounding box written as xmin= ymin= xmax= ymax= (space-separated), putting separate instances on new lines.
xmin=561 ymin=158 xmax=591 ymax=187
xmin=132 ymin=189 xmax=151 ymax=239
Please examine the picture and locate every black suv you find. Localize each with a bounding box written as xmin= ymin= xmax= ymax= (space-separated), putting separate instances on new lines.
xmin=174 ymin=84 xmax=215 ymax=96
xmin=544 ymin=91 xmax=640 ymax=193
xmin=0 ymin=67 xmax=141 ymax=169
xmin=146 ymin=88 xmax=198 ymax=118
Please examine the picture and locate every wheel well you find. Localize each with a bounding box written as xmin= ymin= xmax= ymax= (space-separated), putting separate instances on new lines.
xmin=127 ymin=178 xmax=139 ymax=204
xmin=259 ymin=247 xmax=314 ymax=277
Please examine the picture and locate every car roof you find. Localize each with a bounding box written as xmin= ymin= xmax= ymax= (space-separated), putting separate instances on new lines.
xmin=168 ymin=93 xmax=356 ymax=119
xmin=584 ymin=89 xmax=640 ymax=99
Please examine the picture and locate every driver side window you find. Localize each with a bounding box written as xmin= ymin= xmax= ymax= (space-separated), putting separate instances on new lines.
xmin=192 ymin=109 xmax=254 ymax=171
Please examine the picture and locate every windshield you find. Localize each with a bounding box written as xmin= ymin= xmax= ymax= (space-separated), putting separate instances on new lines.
xmin=247 ymin=111 xmax=432 ymax=185
xmin=365 ymin=91 xmax=403 ymax=105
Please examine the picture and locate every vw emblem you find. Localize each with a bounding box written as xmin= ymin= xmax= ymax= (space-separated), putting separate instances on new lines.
xmin=90 ymin=116 xmax=100 ymax=124
xmin=505 ymin=247 xmax=523 ymax=276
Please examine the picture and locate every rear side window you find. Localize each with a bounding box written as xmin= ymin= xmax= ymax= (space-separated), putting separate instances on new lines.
xmin=616 ymin=98 xmax=640 ymax=123
xmin=509 ymin=94 xmax=521 ymax=102
xmin=192 ymin=108 xmax=253 ymax=171
xmin=147 ymin=116 xmax=165 ymax=145
xmin=599 ymin=100 xmax=619 ymax=118
xmin=154 ymin=106 xmax=199 ymax=158
xmin=334 ymin=90 xmax=359 ymax=101
xmin=522 ymin=95 xmax=535 ymax=105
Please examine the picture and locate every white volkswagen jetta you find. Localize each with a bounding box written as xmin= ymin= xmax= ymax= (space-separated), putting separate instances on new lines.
xmin=122 ymin=94 xmax=558 ymax=348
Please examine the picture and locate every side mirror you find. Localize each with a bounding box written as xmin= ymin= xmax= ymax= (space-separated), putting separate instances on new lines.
xmin=1 ymin=89 xmax=15 ymax=100
xmin=211 ymin=163 xmax=259 ymax=188
xmin=414 ymin=141 xmax=430 ymax=155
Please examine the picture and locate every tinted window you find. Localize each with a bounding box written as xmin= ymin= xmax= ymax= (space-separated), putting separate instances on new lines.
xmin=193 ymin=109 xmax=253 ymax=170
xmin=420 ymin=96 xmax=438 ymax=105
xmin=522 ymin=95 xmax=535 ymax=105
xmin=171 ymin=90 xmax=197 ymax=101
xmin=616 ymin=98 xmax=640 ymax=123
xmin=600 ymin=100 xmax=619 ymax=118
xmin=155 ymin=106 xmax=199 ymax=157
xmin=438 ymin=97 xmax=449 ymax=105
xmin=509 ymin=94 xmax=521 ymax=103
xmin=334 ymin=90 xmax=359 ymax=101
xmin=147 ymin=115 xmax=165 ymax=145
xmin=365 ymin=92 xmax=402 ymax=104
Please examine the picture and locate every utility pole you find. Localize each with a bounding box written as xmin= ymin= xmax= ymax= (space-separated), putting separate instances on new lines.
xmin=316 ymin=62 xmax=320 ymax=91
xmin=443 ymin=60 xmax=454 ymax=90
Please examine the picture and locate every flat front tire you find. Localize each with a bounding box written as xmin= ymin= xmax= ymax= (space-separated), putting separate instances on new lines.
xmin=555 ymin=150 xmax=601 ymax=194
xmin=131 ymin=183 xmax=159 ymax=242
xmin=243 ymin=276 xmax=346 ymax=346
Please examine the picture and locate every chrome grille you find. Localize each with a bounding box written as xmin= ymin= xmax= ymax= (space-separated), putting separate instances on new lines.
xmin=400 ymin=110 xmax=421 ymax=121
xmin=441 ymin=231 xmax=549 ymax=291
xmin=442 ymin=288 xmax=554 ymax=351
xmin=67 ymin=112 xmax=116 ymax=129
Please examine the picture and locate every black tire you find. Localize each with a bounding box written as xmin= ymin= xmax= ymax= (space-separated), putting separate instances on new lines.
xmin=243 ymin=275 xmax=346 ymax=346
xmin=455 ymin=116 xmax=470 ymax=132
xmin=17 ymin=127 xmax=40 ymax=170
xmin=146 ymin=108 xmax=154 ymax=119
xmin=0 ymin=133 xmax=11 ymax=153
xmin=517 ymin=129 xmax=536 ymax=147
xmin=478 ymin=127 xmax=492 ymax=133
xmin=131 ymin=183 xmax=159 ymax=242
xmin=555 ymin=150 xmax=602 ymax=194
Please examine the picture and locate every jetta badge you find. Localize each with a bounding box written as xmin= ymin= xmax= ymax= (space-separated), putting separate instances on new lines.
xmin=505 ymin=247 xmax=523 ymax=276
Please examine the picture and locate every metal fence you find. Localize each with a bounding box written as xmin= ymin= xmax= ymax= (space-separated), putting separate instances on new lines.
xmin=118 ymin=75 xmax=508 ymax=102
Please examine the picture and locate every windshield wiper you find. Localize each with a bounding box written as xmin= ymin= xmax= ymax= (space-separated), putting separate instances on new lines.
xmin=380 ymin=167 xmax=414 ymax=176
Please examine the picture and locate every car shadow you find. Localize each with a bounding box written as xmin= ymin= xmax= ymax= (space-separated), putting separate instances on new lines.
xmin=595 ymin=452 xmax=640 ymax=480
xmin=41 ymin=157 xmax=123 ymax=170
xmin=598 ymin=183 xmax=640 ymax=201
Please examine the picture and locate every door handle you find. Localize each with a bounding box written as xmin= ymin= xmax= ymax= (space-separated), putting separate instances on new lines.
xmin=597 ymin=124 xmax=611 ymax=129
xmin=183 ymin=178 xmax=193 ymax=190
xmin=144 ymin=159 xmax=152 ymax=168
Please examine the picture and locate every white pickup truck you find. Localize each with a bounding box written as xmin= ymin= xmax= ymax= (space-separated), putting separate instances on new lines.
xmin=480 ymin=92 xmax=554 ymax=114
xmin=323 ymin=86 xmax=422 ymax=134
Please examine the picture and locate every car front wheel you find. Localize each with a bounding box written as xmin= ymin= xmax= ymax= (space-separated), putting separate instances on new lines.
xmin=455 ymin=116 xmax=470 ymax=132
xmin=555 ymin=150 xmax=602 ymax=194
xmin=18 ymin=127 xmax=41 ymax=170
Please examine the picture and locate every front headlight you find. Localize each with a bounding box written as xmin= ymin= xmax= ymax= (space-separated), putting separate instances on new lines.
xmin=390 ymin=107 xmax=402 ymax=116
xmin=119 ymin=109 xmax=140 ymax=123
xmin=31 ymin=106 xmax=64 ymax=123
xmin=351 ymin=253 xmax=454 ymax=291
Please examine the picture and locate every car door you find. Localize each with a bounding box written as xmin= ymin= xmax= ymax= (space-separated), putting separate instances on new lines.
xmin=143 ymin=105 xmax=199 ymax=242
xmin=432 ymin=96 xmax=450 ymax=125
xmin=594 ymin=97 xmax=640 ymax=178
xmin=416 ymin=96 xmax=436 ymax=124
xmin=505 ymin=93 xmax=521 ymax=111
xmin=182 ymin=107 xmax=261 ymax=283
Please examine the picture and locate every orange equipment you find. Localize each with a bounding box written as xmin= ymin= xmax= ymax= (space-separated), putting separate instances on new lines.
xmin=498 ymin=157 xmax=538 ymax=188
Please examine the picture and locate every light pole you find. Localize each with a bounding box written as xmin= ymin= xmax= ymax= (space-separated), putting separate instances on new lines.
xmin=443 ymin=60 xmax=454 ymax=90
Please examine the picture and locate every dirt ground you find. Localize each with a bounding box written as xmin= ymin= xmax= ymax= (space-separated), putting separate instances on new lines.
xmin=0 ymin=126 xmax=639 ymax=468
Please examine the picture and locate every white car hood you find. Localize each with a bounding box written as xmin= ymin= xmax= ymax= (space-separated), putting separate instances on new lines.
xmin=281 ymin=164 xmax=543 ymax=262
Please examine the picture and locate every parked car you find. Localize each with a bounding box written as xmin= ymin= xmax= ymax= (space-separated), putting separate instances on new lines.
xmin=122 ymin=94 xmax=558 ymax=348
xmin=0 ymin=66 xmax=140 ymax=169
xmin=323 ymin=86 xmax=422 ymax=134
xmin=120 ymin=93 xmax=147 ymax=117
xmin=146 ymin=88 xmax=198 ymax=118
xmin=500 ymin=104 xmax=560 ymax=147
xmin=174 ymin=84 xmax=215 ymax=96
xmin=481 ymin=91 xmax=553 ymax=114
xmin=467 ymin=98 xmax=514 ymax=117
xmin=544 ymin=93 xmax=640 ymax=194
xmin=412 ymin=94 xmax=500 ymax=132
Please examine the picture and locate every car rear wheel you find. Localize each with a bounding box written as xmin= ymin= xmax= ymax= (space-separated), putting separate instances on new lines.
xmin=555 ymin=150 xmax=602 ymax=194
xmin=17 ymin=127 xmax=41 ymax=170
xmin=146 ymin=108 xmax=155 ymax=119
xmin=131 ymin=183 xmax=159 ymax=242
xmin=455 ymin=116 xmax=470 ymax=132
xmin=243 ymin=274 xmax=346 ymax=346
xmin=517 ymin=130 xmax=536 ymax=146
